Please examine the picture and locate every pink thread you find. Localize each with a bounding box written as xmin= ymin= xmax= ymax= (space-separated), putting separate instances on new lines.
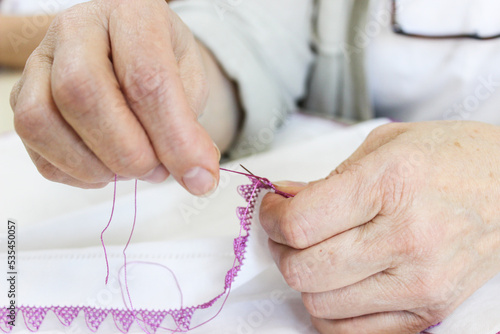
xmin=219 ymin=168 xmax=294 ymax=198
xmin=120 ymin=180 xmax=154 ymax=333
xmin=118 ymin=261 xmax=184 ymax=333
xmin=0 ymin=168 xmax=293 ymax=333
xmin=121 ymin=179 xmax=138 ymax=312
xmin=101 ymin=174 xmax=118 ymax=284
xmin=0 ymin=168 xmax=475 ymax=333
xmin=99 ymin=168 xmax=292 ymax=332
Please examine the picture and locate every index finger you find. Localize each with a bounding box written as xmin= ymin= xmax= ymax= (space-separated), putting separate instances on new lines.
xmin=259 ymin=157 xmax=383 ymax=249
xmin=50 ymin=5 xmax=162 ymax=181
xmin=109 ymin=1 xmax=220 ymax=195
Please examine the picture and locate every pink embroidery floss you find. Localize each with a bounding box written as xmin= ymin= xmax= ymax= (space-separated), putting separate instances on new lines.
xmin=0 ymin=167 xmax=453 ymax=334
xmin=0 ymin=167 xmax=294 ymax=333
xmin=95 ymin=167 xmax=293 ymax=333
xmin=219 ymin=167 xmax=295 ymax=198
xmin=101 ymin=174 xmax=117 ymax=284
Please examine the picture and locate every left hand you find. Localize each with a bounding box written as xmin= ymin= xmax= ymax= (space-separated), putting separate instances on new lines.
xmin=259 ymin=121 xmax=500 ymax=334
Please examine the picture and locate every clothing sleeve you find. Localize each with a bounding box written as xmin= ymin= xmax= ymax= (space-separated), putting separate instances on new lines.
xmin=170 ymin=0 xmax=314 ymax=158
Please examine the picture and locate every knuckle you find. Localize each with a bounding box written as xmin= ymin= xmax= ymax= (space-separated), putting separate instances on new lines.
xmin=387 ymin=225 xmax=418 ymax=260
xmin=425 ymin=282 xmax=451 ymax=309
xmin=50 ymin=11 xmax=80 ymax=42
xmin=279 ymin=253 xmax=304 ymax=291
xmin=422 ymin=311 xmax=443 ymax=329
xmin=400 ymin=312 xmax=434 ymax=334
xmin=64 ymin=150 xmax=112 ymax=184
xmin=302 ymin=293 xmax=328 ymax=318
xmin=124 ymin=65 xmax=169 ymax=106
xmin=411 ymin=274 xmax=450 ymax=313
xmin=53 ymin=65 xmax=102 ymax=113
xmin=12 ymin=54 xmax=54 ymax=130
xmin=367 ymin=122 xmax=401 ymax=141
xmin=36 ymin=159 xmax=62 ymax=183
xmin=332 ymin=158 xmax=355 ymax=175
xmin=52 ymin=5 xmax=84 ymax=31
xmin=161 ymin=127 xmax=194 ymax=154
xmin=9 ymin=80 xmax=22 ymax=111
xmin=379 ymin=163 xmax=416 ymax=216
xmin=279 ymin=210 xmax=311 ymax=249
xmin=14 ymin=102 xmax=50 ymax=143
xmin=107 ymin=147 xmax=155 ymax=177
xmin=51 ymin=12 xmax=70 ymax=31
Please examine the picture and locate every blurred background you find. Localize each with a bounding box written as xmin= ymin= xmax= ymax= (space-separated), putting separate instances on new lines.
xmin=0 ymin=0 xmax=91 ymax=134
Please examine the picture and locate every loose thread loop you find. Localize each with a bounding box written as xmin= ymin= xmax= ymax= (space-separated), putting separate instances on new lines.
xmin=98 ymin=167 xmax=293 ymax=333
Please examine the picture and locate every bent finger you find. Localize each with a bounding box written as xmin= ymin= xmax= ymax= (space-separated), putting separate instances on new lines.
xmin=259 ymin=155 xmax=384 ymax=249
xmin=311 ymin=311 xmax=429 ymax=334
xmin=51 ymin=6 xmax=163 ymax=180
xmin=24 ymin=147 xmax=108 ymax=189
xmin=110 ymin=2 xmax=219 ymax=195
xmin=14 ymin=47 xmax=114 ymax=184
xmin=302 ymin=271 xmax=419 ymax=319
xmin=269 ymin=219 xmax=394 ymax=293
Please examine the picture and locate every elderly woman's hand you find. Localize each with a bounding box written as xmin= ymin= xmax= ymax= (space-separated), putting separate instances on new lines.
xmin=9 ymin=0 xmax=223 ymax=194
xmin=260 ymin=121 xmax=500 ymax=333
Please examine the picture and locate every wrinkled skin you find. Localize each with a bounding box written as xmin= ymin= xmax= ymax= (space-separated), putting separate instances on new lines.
xmin=260 ymin=121 xmax=500 ymax=334
xmin=10 ymin=0 xmax=221 ymax=195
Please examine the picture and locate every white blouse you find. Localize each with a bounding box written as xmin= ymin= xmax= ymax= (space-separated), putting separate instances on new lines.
xmin=367 ymin=0 xmax=500 ymax=125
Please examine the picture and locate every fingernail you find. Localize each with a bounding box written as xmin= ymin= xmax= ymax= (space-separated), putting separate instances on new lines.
xmin=183 ymin=167 xmax=217 ymax=196
xmin=273 ymin=181 xmax=308 ymax=188
xmin=142 ymin=165 xmax=169 ymax=184
xmin=214 ymin=142 xmax=221 ymax=161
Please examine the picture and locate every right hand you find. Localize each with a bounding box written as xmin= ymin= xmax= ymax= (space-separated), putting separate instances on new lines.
xmin=10 ymin=0 xmax=220 ymax=195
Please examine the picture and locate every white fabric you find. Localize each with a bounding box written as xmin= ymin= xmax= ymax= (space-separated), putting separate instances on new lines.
xmin=0 ymin=114 xmax=353 ymax=333
xmin=0 ymin=0 xmax=90 ymax=15
xmin=1 ymin=116 xmax=500 ymax=334
xmin=367 ymin=0 xmax=500 ymax=124
xmin=1 ymin=1 xmax=500 ymax=332
xmin=176 ymin=0 xmax=499 ymax=127
xmin=174 ymin=0 xmax=500 ymax=125
xmin=395 ymin=0 xmax=500 ymax=37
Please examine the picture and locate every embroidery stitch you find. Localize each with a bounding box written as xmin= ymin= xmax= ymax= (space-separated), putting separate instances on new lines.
xmin=0 ymin=168 xmax=289 ymax=333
